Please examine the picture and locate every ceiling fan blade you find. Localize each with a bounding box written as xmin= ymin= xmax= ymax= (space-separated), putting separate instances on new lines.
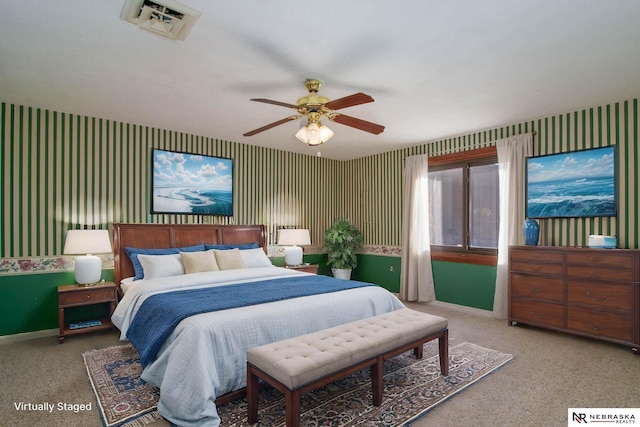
xmin=243 ymin=116 xmax=299 ymax=136
xmin=330 ymin=114 xmax=385 ymax=135
xmin=250 ymin=98 xmax=298 ymax=109
xmin=324 ymin=93 xmax=374 ymax=110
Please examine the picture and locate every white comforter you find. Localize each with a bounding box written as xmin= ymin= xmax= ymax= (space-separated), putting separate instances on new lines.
xmin=112 ymin=267 xmax=405 ymax=427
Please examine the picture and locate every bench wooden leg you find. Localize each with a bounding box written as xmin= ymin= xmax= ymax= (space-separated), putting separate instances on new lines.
xmin=371 ymin=355 xmax=384 ymax=406
xmin=439 ymin=329 xmax=449 ymax=376
xmin=247 ymin=364 xmax=260 ymax=424
xmin=413 ymin=344 xmax=423 ymax=359
xmin=285 ymin=389 xmax=301 ymax=427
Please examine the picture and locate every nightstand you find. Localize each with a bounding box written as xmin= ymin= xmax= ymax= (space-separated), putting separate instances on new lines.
xmin=57 ymin=281 xmax=117 ymax=344
xmin=285 ymin=264 xmax=319 ymax=274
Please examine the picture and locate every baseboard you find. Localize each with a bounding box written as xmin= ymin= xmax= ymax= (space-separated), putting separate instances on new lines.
xmin=429 ymin=300 xmax=495 ymax=317
xmin=0 ymin=328 xmax=58 ymax=345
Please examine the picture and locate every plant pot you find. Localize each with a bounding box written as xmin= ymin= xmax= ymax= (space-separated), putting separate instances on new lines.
xmin=331 ymin=268 xmax=352 ymax=280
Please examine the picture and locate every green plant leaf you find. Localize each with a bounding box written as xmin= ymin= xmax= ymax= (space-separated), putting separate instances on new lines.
xmin=323 ymin=219 xmax=363 ymax=270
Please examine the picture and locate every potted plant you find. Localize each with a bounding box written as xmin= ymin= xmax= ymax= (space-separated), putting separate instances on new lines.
xmin=323 ymin=219 xmax=364 ymax=280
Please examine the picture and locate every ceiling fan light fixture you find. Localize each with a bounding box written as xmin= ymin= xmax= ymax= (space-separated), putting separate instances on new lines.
xmin=318 ymin=124 xmax=334 ymax=143
xmin=295 ymin=122 xmax=333 ymax=146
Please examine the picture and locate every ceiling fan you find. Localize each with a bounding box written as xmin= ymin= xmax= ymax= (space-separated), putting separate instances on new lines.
xmin=243 ymin=79 xmax=385 ymax=145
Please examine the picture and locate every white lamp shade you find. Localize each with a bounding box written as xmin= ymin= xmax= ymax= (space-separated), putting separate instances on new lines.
xmin=63 ymin=230 xmax=112 ymax=285
xmin=317 ymin=125 xmax=334 ymax=144
xmin=278 ymin=229 xmax=311 ymax=266
xmin=63 ymin=230 xmax=112 ymax=255
xmin=277 ymin=229 xmax=311 ymax=246
xmin=295 ymin=126 xmax=309 ymax=143
xmin=295 ymin=124 xmax=333 ymax=145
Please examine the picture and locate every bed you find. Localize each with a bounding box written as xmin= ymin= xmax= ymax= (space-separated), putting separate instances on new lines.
xmin=110 ymin=223 xmax=405 ymax=427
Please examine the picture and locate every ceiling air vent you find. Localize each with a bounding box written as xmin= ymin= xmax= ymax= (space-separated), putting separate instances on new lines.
xmin=120 ymin=0 xmax=201 ymax=41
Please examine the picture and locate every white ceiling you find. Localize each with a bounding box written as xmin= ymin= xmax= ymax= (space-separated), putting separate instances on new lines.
xmin=2 ymin=1 xmax=640 ymax=160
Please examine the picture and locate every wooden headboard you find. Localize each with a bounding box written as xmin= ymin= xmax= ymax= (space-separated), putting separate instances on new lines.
xmin=113 ymin=223 xmax=267 ymax=287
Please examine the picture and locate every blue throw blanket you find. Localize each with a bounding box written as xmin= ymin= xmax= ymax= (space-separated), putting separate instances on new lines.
xmin=128 ymin=275 xmax=374 ymax=367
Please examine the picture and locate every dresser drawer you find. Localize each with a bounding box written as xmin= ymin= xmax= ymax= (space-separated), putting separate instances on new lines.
xmin=510 ymin=261 xmax=564 ymax=276
xmin=510 ymin=299 xmax=564 ymax=328
xmin=566 ymin=266 xmax=633 ymax=283
xmin=567 ymin=307 xmax=633 ymax=343
xmin=567 ymin=281 xmax=633 ymax=312
xmin=566 ymin=252 xmax=635 ymax=268
xmin=510 ymin=274 xmax=563 ymax=302
xmin=510 ymin=249 xmax=564 ymax=264
xmin=59 ymin=288 xmax=116 ymax=306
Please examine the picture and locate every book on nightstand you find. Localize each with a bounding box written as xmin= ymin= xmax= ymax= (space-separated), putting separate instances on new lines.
xmin=69 ymin=320 xmax=102 ymax=330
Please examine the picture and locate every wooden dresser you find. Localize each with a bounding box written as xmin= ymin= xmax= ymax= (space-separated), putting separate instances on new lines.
xmin=509 ymin=246 xmax=639 ymax=352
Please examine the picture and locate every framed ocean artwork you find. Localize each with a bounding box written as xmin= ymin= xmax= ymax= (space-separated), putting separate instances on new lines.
xmin=151 ymin=148 xmax=234 ymax=216
xmin=526 ymin=145 xmax=616 ymax=218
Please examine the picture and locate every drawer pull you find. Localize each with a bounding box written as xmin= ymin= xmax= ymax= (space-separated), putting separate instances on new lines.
xmin=530 ymin=266 xmax=541 ymax=272
xmin=588 ymin=271 xmax=602 ymax=278
xmin=529 ymin=286 xmax=543 ymax=294
xmin=86 ymin=295 xmax=91 ymax=300
xmin=586 ymin=292 xmax=606 ymax=302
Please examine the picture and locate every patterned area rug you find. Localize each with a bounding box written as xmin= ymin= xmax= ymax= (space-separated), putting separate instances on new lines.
xmin=84 ymin=341 xmax=512 ymax=427
xmin=83 ymin=345 xmax=162 ymax=427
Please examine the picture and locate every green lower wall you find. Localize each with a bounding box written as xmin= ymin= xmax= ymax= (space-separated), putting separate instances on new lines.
xmin=352 ymin=254 xmax=402 ymax=293
xmin=0 ymin=269 xmax=114 ymax=336
xmin=432 ymin=261 xmax=496 ymax=311
xmin=353 ymin=255 xmax=496 ymax=311
xmin=355 ymin=255 xmax=496 ymax=310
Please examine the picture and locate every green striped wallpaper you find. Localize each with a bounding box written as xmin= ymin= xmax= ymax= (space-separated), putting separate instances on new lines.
xmin=1 ymin=97 xmax=638 ymax=263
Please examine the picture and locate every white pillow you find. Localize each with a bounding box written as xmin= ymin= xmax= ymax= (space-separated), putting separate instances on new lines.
xmin=240 ymin=248 xmax=273 ymax=268
xmin=137 ymin=253 xmax=184 ymax=279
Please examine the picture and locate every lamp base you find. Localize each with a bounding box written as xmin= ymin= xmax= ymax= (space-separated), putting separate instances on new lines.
xmin=284 ymin=246 xmax=303 ymax=266
xmin=77 ymin=282 xmax=101 ymax=287
xmin=74 ymin=255 xmax=102 ymax=285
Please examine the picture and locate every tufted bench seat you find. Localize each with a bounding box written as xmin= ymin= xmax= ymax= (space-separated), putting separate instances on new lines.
xmin=246 ymin=308 xmax=448 ymax=427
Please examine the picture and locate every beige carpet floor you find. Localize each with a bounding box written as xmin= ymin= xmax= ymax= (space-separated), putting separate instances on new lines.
xmin=1 ymin=301 xmax=638 ymax=427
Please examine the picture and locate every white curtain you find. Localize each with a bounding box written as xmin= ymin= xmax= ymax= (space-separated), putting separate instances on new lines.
xmin=400 ymin=154 xmax=436 ymax=302
xmin=493 ymin=133 xmax=533 ymax=318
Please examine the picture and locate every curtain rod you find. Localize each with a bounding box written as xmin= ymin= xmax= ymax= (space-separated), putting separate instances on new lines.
xmin=405 ymin=131 xmax=536 ymax=159
xmin=441 ymin=130 xmax=536 ymax=148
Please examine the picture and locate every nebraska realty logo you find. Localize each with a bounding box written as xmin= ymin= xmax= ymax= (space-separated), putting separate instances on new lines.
xmin=569 ymin=408 xmax=639 ymax=425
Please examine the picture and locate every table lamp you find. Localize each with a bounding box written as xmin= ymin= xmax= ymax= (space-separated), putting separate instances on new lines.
xmin=277 ymin=229 xmax=311 ymax=266
xmin=63 ymin=229 xmax=112 ymax=285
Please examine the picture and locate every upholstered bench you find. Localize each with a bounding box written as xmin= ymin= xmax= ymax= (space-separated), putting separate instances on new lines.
xmin=246 ymin=308 xmax=448 ymax=427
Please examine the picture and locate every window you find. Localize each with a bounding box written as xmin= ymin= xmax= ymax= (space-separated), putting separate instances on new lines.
xmin=428 ymin=148 xmax=499 ymax=262
xmin=469 ymin=163 xmax=499 ymax=248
